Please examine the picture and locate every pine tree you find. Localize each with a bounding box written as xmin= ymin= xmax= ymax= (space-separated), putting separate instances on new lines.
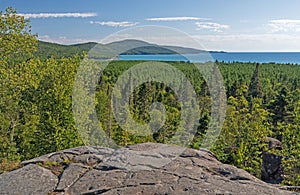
xmin=249 ymin=63 xmax=263 ymax=99
xmin=212 ymin=84 xmax=271 ymax=178
xmin=280 ymin=99 xmax=300 ymax=185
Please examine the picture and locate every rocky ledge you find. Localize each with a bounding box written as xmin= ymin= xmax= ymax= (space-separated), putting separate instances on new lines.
xmin=0 ymin=143 xmax=296 ymax=195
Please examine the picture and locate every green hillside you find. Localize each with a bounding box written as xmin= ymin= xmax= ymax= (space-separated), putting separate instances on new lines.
xmin=36 ymin=41 xmax=97 ymax=59
xmin=36 ymin=39 xmax=207 ymax=59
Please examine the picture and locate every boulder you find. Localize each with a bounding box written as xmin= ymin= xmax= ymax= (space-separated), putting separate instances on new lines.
xmin=0 ymin=143 xmax=294 ymax=195
xmin=262 ymin=137 xmax=284 ymax=184
xmin=0 ymin=164 xmax=58 ymax=195
xmin=262 ymin=152 xmax=284 ymax=184
xmin=266 ymin=137 xmax=282 ymax=150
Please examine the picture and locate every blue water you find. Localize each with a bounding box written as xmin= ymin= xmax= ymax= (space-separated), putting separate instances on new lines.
xmin=119 ymin=52 xmax=300 ymax=64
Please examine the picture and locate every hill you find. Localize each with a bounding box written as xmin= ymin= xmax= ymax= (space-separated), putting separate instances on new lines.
xmin=36 ymin=41 xmax=97 ymax=59
xmin=36 ymin=39 xmax=208 ymax=59
xmin=105 ymin=39 xmax=205 ymax=55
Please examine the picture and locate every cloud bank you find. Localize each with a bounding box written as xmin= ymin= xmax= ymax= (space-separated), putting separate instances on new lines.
xmin=196 ymin=22 xmax=230 ymax=32
xmin=193 ymin=33 xmax=300 ymax=52
xmin=38 ymin=35 xmax=97 ymax=45
xmin=19 ymin=13 xmax=97 ymax=19
xmin=146 ymin=17 xmax=209 ymax=21
xmin=90 ymin=21 xmax=138 ymax=27
xmin=269 ymin=19 xmax=300 ymax=32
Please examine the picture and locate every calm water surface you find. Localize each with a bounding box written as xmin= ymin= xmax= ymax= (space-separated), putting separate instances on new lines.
xmin=119 ymin=53 xmax=300 ymax=64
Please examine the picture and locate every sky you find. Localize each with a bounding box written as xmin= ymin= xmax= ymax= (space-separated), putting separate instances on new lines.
xmin=1 ymin=0 xmax=300 ymax=51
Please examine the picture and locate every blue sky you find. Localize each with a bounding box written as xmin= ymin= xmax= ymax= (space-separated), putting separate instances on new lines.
xmin=1 ymin=0 xmax=300 ymax=51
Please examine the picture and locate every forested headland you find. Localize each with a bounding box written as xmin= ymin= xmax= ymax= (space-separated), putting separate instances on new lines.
xmin=1 ymin=7 xmax=299 ymax=186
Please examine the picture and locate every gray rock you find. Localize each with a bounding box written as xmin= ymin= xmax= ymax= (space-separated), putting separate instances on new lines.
xmin=21 ymin=146 xmax=115 ymax=166
xmin=103 ymin=148 xmax=172 ymax=170
xmin=73 ymin=153 xmax=105 ymax=165
xmin=0 ymin=164 xmax=58 ymax=195
xmin=261 ymin=137 xmax=284 ymax=184
xmin=21 ymin=153 xmax=50 ymax=166
xmin=56 ymin=163 xmax=89 ymax=191
xmin=262 ymin=152 xmax=284 ymax=184
xmin=1 ymin=143 xmax=295 ymax=195
xmin=266 ymin=137 xmax=282 ymax=150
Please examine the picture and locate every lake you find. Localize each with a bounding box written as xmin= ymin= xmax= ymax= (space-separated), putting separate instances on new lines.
xmin=119 ymin=52 xmax=300 ymax=64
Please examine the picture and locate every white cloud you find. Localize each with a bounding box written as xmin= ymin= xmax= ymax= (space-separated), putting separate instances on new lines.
xmin=19 ymin=12 xmax=97 ymax=19
xmin=195 ymin=22 xmax=230 ymax=32
xmin=90 ymin=21 xmax=138 ymax=27
xmin=146 ymin=17 xmax=210 ymax=21
xmin=38 ymin=35 xmax=97 ymax=45
xmin=269 ymin=19 xmax=300 ymax=32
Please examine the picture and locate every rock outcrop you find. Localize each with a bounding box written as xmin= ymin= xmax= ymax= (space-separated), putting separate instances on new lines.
xmin=0 ymin=143 xmax=296 ymax=195
xmin=262 ymin=137 xmax=284 ymax=184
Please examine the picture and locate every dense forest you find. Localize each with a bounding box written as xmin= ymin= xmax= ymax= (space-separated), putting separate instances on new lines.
xmin=1 ymin=7 xmax=299 ymax=186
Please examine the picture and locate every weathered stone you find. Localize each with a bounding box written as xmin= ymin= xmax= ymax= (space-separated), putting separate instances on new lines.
xmin=1 ymin=143 xmax=295 ymax=195
xmin=56 ymin=163 xmax=89 ymax=191
xmin=262 ymin=152 xmax=284 ymax=184
xmin=67 ymin=146 xmax=114 ymax=155
xmin=266 ymin=137 xmax=282 ymax=150
xmin=73 ymin=154 xmax=104 ymax=165
xmin=21 ymin=146 xmax=115 ymax=166
xmin=102 ymin=148 xmax=171 ymax=170
xmin=48 ymin=152 xmax=72 ymax=163
xmin=21 ymin=153 xmax=50 ymax=165
xmin=261 ymin=137 xmax=284 ymax=184
xmin=0 ymin=164 xmax=58 ymax=195
xmin=66 ymin=169 xmax=129 ymax=194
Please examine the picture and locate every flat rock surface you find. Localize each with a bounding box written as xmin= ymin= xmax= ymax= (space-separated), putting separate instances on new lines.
xmin=0 ymin=164 xmax=58 ymax=195
xmin=0 ymin=143 xmax=296 ymax=195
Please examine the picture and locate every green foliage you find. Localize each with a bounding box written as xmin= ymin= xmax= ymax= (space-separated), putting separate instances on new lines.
xmin=0 ymin=7 xmax=37 ymax=63
xmin=249 ymin=63 xmax=263 ymax=99
xmin=35 ymin=57 xmax=83 ymax=154
xmin=36 ymin=41 xmax=96 ymax=59
xmin=212 ymin=85 xmax=271 ymax=177
xmin=280 ymin=98 xmax=300 ymax=185
xmin=0 ymin=7 xmax=83 ymax=163
xmin=0 ymin=7 xmax=38 ymax=162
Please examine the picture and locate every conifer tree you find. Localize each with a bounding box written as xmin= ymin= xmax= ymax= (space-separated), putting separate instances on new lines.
xmin=249 ymin=63 xmax=263 ymax=99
